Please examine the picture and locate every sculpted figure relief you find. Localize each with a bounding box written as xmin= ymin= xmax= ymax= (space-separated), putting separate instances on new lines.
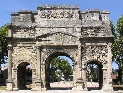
xmin=12 ymin=46 xmax=37 ymax=67
xmin=39 ymin=10 xmax=77 ymax=19
xmin=13 ymin=28 xmax=36 ymax=38
xmin=82 ymin=27 xmax=107 ymax=36
xmin=82 ymin=45 xmax=108 ymax=66
xmin=41 ymin=33 xmax=77 ymax=45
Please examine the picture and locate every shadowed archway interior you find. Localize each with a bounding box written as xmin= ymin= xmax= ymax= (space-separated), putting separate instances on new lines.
xmin=17 ymin=62 xmax=32 ymax=90
xmin=86 ymin=61 xmax=103 ymax=90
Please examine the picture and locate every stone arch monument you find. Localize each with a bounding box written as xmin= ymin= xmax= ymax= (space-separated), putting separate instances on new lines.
xmin=6 ymin=5 xmax=113 ymax=91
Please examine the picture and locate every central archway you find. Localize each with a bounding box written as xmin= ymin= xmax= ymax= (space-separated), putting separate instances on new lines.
xmin=45 ymin=52 xmax=74 ymax=90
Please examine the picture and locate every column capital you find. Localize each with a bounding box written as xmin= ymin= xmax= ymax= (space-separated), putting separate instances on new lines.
xmin=102 ymin=67 xmax=107 ymax=70
xmin=8 ymin=44 xmax=12 ymax=50
xmin=108 ymin=43 xmax=112 ymax=47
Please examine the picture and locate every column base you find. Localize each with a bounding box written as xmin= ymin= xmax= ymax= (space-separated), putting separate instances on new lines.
xmin=31 ymin=87 xmax=47 ymax=91
xmin=6 ymin=79 xmax=14 ymax=91
xmin=102 ymin=84 xmax=113 ymax=92
xmin=32 ymin=79 xmax=47 ymax=91
xmin=72 ymin=78 xmax=88 ymax=91
xmin=13 ymin=88 xmax=18 ymax=91
xmin=72 ymin=87 xmax=88 ymax=91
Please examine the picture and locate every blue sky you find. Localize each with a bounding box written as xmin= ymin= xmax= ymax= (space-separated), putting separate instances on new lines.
xmin=0 ymin=0 xmax=121 ymax=69
xmin=0 ymin=0 xmax=123 ymax=27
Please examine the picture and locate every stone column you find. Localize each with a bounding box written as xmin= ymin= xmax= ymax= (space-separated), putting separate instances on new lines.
xmin=82 ymin=66 xmax=88 ymax=91
xmin=13 ymin=68 xmax=18 ymax=91
xmin=73 ymin=43 xmax=87 ymax=91
xmin=6 ymin=44 xmax=13 ymax=91
xmin=107 ymin=43 xmax=113 ymax=85
xmin=102 ymin=67 xmax=107 ymax=90
xmin=78 ymin=43 xmax=82 ymax=79
xmin=37 ymin=45 xmax=41 ymax=79
xmin=32 ymin=43 xmax=42 ymax=91
xmin=41 ymin=63 xmax=46 ymax=91
xmin=31 ymin=68 xmax=36 ymax=87
xmin=73 ymin=61 xmax=77 ymax=87
xmin=102 ymin=44 xmax=113 ymax=91
xmin=102 ymin=67 xmax=113 ymax=92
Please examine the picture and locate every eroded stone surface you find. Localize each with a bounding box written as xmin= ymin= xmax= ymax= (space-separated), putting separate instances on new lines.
xmin=6 ymin=5 xmax=113 ymax=91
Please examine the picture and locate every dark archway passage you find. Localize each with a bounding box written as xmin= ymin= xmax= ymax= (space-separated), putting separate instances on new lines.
xmin=86 ymin=61 xmax=103 ymax=90
xmin=17 ymin=62 xmax=32 ymax=90
xmin=45 ymin=52 xmax=74 ymax=90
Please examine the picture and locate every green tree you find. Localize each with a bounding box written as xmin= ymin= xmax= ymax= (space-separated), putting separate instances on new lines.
xmin=112 ymin=16 xmax=123 ymax=84
xmin=87 ymin=64 xmax=97 ymax=82
xmin=0 ymin=25 xmax=8 ymax=67
xmin=50 ymin=57 xmax=73 ymax=82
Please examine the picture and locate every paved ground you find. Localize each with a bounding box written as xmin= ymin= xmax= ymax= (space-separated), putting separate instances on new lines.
xmin=0 ymin=90 xmax=120 ymax=93
xmin=0 ymin=82 xmax=121 ymax=93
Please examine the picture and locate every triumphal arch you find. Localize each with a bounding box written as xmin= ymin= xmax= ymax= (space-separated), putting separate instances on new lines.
xmin=6 ymin=5 xmax=114 ymax=91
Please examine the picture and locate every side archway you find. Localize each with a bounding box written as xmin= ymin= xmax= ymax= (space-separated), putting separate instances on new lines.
xmin=85 ymin=60 xmax=103 ymax=90
xmin=16 ymin=62 xmax=33 ymax=90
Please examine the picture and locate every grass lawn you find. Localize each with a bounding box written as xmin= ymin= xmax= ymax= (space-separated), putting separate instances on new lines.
xmin=0 ymin=86 xmax=6 ymax=90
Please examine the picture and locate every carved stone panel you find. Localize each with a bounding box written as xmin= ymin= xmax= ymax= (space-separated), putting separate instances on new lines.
xmin=82 ymin=27 xmax=107 ymax=36
xmin=82 ymin=45 xmax=108 ymax=67
xmin=38 ymin=20 xmax=81 ymax=27
xmin=36 ymin=27 xmax=81 ymax=37
xmin=41 ymin=33 xmax=78 ymax=45
xmin=13 ymin=28 xmax=36 ymax=38
xmin=12 ymin=45 xmax=37 ymax=67
xmin=38 ymin=10 xmax=78 ymax=19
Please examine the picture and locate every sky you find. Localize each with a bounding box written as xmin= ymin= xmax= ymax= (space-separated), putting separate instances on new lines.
xmin=0 ymin=0 xmax=121 ymax=69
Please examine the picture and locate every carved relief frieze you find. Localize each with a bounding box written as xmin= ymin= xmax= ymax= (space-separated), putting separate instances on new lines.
xmin=39 ymin=10 xmax=78 ymax=19
xmin=13 ymin=28 xmax=36 ymax=38
xmin=82 ymin=27 xmax=107 ymax=36
xmin=36 ymin=27 xmax=80 ymax=37
xmin=12 ymin=45 xmax=37 ymax=67
xmin=82 ymin=45 xmax=108 ymax=67
xmin=38 ymin=20 xmax=81 ymax=27
xmin=41 ymin=33 xmax=77 ymax=45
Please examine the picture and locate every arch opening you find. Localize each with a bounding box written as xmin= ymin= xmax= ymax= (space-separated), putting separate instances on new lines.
xmin=45 ymin=52 xmax=74 ymax=90
xmin=17 ymin=62 xmax=32 ymax=90
xmin=86 ymin=61 xmax=103 ymax=90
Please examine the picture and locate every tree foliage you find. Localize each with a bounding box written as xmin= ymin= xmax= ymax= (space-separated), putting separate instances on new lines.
xmin=50 ymin=57 xmax=73 ymax=82
xmin=87 ymin=64 xmax=97 ymax=82
xmin=0 ymin=26 xmax=8 ymax=66
xmin=112 ymin=16 xmax=123 ymax=83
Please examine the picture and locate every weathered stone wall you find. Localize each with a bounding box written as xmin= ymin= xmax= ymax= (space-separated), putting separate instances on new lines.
xmin=7 ymin=5 xmax=114 ymax=91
